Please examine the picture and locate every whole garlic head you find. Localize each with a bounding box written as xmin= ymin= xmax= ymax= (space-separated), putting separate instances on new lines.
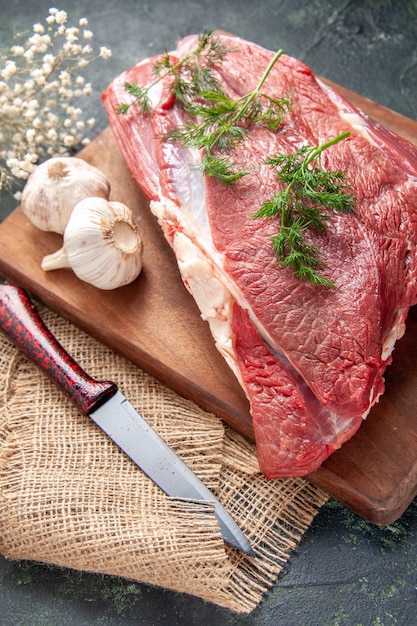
xmin=41 ymin=197 xmax=143 ymax=290
xmin=21 ymin=157 xmax=111 ymax=234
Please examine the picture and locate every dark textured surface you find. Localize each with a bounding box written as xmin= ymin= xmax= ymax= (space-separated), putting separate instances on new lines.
xmin=1 ymin=1 xmax=417 ymax=624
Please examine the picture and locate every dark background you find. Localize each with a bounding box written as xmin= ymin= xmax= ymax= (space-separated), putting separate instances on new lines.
xmin=1 ymin=1 xmax=417 ymax=624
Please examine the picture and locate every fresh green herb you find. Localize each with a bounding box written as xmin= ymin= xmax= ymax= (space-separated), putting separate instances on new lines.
xmin=118 ymin=32 xmax=291 ymax=184
xmin=117 ymin=31 xmax=230 ymax=115
xmin=166 ymin=47 xmax=290 ymax=183
xmin=254 ymin=131 xmax=354 ymax=288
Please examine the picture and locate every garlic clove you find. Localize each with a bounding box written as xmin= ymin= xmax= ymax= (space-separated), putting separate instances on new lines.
xmin=21 ymin=157 xmax=111 ymax=234
xmin=41 ymin=246 xmax=71 ymax=271
xmin=42 ymin=196 xmax=143 ymax=290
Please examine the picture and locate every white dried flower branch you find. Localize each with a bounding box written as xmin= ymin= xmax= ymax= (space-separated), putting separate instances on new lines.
xmin=0 ymin=7 xmax=112 ymax=199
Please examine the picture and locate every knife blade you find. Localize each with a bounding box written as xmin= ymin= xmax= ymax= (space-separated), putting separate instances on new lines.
xmin=0 ymin=284 xmax=253 ymax=556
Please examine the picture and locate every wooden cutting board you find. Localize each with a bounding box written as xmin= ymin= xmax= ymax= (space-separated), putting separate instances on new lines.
xmin=1 ymin=81 xmax=417 ymax=526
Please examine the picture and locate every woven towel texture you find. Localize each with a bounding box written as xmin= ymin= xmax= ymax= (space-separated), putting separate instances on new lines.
xmin=0 ymin=305 xmax=327 ymax=613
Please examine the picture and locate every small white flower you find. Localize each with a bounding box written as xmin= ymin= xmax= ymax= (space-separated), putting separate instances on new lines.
xmin=23 ymin=108 xmax=37 ymax=120
xmin=79 ymin=18 xmax=88 ymax=27
xmin=55 ymin=10 xmax=68 ymax=25
xmin=10 ymin=45 xmax=25 ymax=56
xmin=48 ymin=111 xmax=59 ymax=123
xmin=59 ymin=70 xmax=71 ymax=87
xmin=2 ymin=60 xmax=17 ymax=79
xmin=26 ymin=128 xmax=36 ymax=142
xmin=28 ymin=33 xmax=43 ymax=48
xmin=27 ymin=97 xmax=38 ymax=107
xmin=47 ymin=128 xmax=58 ymax=141
xmin=99 ymin=46 xmax=112 ymax=60
xmin=23 ymin=79 xmax=35 ymax=91
xmin=63 ymin=41 xmax=82 ymax=55
xmin=31 ymin=68 xmax=47 ymax=86
xmin=67 ymin=105 xmax=82 ymax=117
xmin=63 ymin=134 xmax=75 ymax=147
xmin=65 ymin=27 xmax=79 ymax=43
xmin=83 ymin=29 xmax=93 ymax=40
xmin=43 ymin=53 xmax=55 ymax=64
xmin=33 ymin=23 xmax=45 ymax=34
xmin=14 ymin=82 xmax=25 ymax=94
xmin=58 ymin=87 xmax=73 ymax=99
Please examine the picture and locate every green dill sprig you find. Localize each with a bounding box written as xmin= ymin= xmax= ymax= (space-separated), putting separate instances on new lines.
xmin=254 ymin=131 xmax=355 ymax=288
xmin=116 ymin=31 xmax=229 ymax=115
xmin=167 ymin=47 xmax=290 ymax=183
xmin=118 ymin=33 xmax=291 ymax=184
xmin=153 ymin=32 xmax=230 ymax=107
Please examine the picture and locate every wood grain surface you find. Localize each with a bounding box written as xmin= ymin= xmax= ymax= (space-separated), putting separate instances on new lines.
xmin=1 ymin=82 xmax=416 ymax=526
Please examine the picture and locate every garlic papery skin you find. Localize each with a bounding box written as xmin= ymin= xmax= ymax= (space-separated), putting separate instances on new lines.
xmin=41 ymin=246 xmax=72 ymax=271
xmin=41 ymin=197 xmax=143 ymax=290
xmin=21 ymin=157 xmax=111 ymax=234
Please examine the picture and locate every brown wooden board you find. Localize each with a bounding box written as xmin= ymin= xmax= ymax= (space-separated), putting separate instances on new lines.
xmin=1 ymin=82 xmax=417 ymax=526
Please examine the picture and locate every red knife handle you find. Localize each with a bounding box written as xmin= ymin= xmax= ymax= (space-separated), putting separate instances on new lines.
xmin=0 ymin=284 xmax=118 ymax=415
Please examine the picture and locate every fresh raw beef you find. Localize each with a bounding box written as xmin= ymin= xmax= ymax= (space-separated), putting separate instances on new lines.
xmin=102 ymin=34 xmax=417 ymax=477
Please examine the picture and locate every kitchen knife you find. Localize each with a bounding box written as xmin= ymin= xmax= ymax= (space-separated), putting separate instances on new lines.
xmin=0 ymin=283 xmax=253 ymax=556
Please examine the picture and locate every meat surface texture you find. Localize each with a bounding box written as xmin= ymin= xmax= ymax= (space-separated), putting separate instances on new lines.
xmin=102 ymin=34 xmax=417 ymax=477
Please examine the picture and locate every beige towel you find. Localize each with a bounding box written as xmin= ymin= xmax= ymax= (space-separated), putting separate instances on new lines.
xmin=0 ymin=304 xmax=328 ymax=613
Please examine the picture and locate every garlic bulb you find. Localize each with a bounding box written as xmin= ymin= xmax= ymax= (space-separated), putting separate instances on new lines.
xmin=41 ymin=197 xmax=143 ymax=290
xmin=21 ymin=157 xmax=111 ymax=234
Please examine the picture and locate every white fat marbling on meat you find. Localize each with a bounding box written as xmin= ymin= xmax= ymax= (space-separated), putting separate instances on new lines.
xmin=382 ymin=309 xmax=407 ymax=361
xmin=317 ymin=79 xmax=378 ymax=145
xmin=147 ymin=80 xmax=164 ymax=108
xmin=171 ymin=230 xmax=244 ymax=386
